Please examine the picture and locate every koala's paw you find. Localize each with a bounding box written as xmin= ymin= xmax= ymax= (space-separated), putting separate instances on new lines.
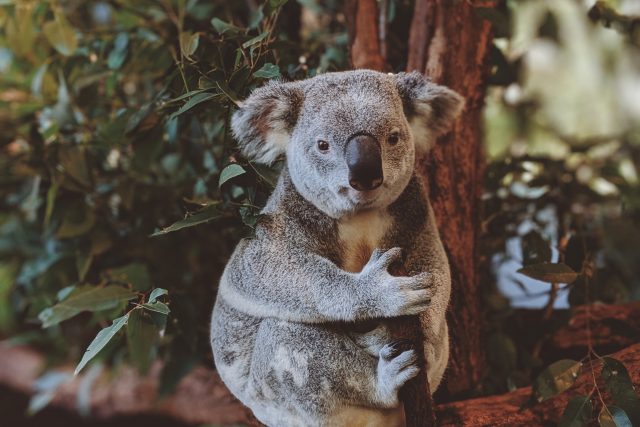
xmin=360 ymin=247 xmax=434 ymax=317
xmin=375 ymin=340 xmax=419 ymax=407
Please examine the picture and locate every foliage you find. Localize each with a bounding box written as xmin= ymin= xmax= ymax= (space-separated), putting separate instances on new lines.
xmin=1 ymin=0 xmax=640 ymax=424
xmin=0 ymin=0 xmax=348 ymax=404
xmin=480 ymin=0 xmax=640 ymax=424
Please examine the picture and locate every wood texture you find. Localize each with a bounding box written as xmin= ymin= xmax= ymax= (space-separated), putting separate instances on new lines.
xmin=2 ymin=323 xmax=638 ymax=427
xmin=345 ymin=0 xmax=386 ymax=70
xmin=437 ymin=342 xmax=640 ymax=426
xmin=406 ymin=0 xmax=496 ymax=399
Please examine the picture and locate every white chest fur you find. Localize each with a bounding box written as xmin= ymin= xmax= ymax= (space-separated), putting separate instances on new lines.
xmin=338 ymin=210 xmax=393 ymax=273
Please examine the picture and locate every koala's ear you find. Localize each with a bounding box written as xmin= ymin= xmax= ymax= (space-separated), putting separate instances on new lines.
xmin=231 ymin=81 xmax=304 ymax=164
xmin=395 ymin=71 xmax=465 ymax=152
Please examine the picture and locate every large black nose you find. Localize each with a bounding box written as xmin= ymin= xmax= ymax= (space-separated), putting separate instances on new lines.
xmin=345 ymin=134 xmax=383 ymax=191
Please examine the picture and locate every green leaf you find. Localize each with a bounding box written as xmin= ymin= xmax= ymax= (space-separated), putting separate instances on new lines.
xmin=218 ymin=164 xmax=246 ymax=187
xmin=179 ymin=32 xmax=199 ymax=58
xmin=142 ymin=301 xmax=170 ymax=315
xmin=39 ymin=285 xmax=137 ymax=328
xmin=75 ymin=314 xmax=129 ymax=375
xmin=517 ymin=263 xmax=579 ymax=284
xmin=533 ymin=359 xmax=582 ymax=402
xmin=107 ymin=263 xmax=151 ymax=291
xmin=602 ymin=358 xmax=640 ymax=425
xmin=254 ymin=62 xmax=281 ymax=79
xmin=151 ymin=203 xmax=222 ymax=236
xmin=169 ymin=92 xmax=216 ymax=120
xmin=558 ymin=395 xmax=592 ymax=427
xmin=242 ymin=32 xmax=268 ymax=49
xmin=599 ymin=406 xmax=633 ymax=427
xmin=42 ymin=12 xmax=78 ymax=56
xmin=126 ymin=308 xmax=157 ymax=374
xmin=211 ymin=18 xmax=243 ymax=35
xmin=55 ymin=200 xmax=95 ymax=239
xmin=107 ymin=32 xmax=129 ymax=70
xmin=148 ymin=288 xmax=168 ymax=303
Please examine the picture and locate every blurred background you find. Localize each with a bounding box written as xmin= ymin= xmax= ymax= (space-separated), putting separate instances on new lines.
xmin=0 ymin=0 xmax=639 ymax=426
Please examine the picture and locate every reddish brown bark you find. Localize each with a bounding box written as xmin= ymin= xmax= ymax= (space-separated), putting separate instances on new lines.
xmin=345 ymin=0 xmax=386 ymax=70
xmin=407 ymin=0 xmax=495 ymax=398
xmin=3 ymin=336 xmax=638 ymax=426
xmin=436 ymin=342 xmax=640 ymax=426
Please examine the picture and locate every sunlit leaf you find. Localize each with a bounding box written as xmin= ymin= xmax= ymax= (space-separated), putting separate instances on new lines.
xmin=43 ymin=11 xmax=78 ymax=56
xmin=533 ymin=359 xmax=582 ymax=402
xmin=599 ymin=406 xmax=633 ymax=427
xmin=179 ymin=32 xmax=200 ymax=58
xmin=75 ymin=314 xmax=129 ymax=375
xmin=218 ymin=164 xmax=246 ymax=187
xmin=148 ymin=288 xmax=168 ymax=303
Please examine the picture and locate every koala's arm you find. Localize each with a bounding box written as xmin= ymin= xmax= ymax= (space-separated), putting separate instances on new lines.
xmin=217 ymin=235 xmax=431 ymax=324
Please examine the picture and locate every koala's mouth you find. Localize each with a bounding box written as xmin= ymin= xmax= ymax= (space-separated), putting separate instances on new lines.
xmin=345 ymin=187 xmax=381 ymax=207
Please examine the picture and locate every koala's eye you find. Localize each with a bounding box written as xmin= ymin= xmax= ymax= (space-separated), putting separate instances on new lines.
xmin=317 ymin=140 xmax=330 ymax=152
xmin=388 ymin=132 xmax=400 ymax=146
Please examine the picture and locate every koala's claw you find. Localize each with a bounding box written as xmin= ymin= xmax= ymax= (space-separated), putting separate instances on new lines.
xmin=376 ymin=347 xmax=420 ymax=407
xmin=380 ymin=339 xmax=414 ymax=361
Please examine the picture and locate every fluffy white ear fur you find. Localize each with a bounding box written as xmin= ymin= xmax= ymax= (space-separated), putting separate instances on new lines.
xmin=395 ymin=72 xmax=465 ymax=153
xmin=231 ymin=80 xmax=303 ymax=164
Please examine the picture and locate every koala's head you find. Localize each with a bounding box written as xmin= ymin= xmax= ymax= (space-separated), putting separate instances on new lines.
xmin=231 ymin=70 xmax=464 ymax=218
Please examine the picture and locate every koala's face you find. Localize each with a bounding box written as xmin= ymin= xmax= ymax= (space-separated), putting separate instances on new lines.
xmin=232 ymin=70 xmax=464 ymax=218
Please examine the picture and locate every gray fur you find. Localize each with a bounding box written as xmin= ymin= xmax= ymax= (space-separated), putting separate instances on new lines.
xmin=211 ymin=70 xmax=464 ymax=427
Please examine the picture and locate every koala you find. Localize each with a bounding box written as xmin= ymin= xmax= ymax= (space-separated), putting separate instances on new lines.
xmin=210 ymin=70 xmax=464 ymax=427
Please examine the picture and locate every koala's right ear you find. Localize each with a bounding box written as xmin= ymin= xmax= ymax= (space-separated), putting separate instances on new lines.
xmin=231 ymin=81 xmax=304 ymax=165
xmin=395 ymin=71 xmax=465 ymax=153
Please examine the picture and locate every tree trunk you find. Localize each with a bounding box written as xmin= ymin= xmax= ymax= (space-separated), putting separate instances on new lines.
xmin=436 ymin=341 xmax=640 ymax=426
xmin=407 ymin=0 xmax=495 ymax=399
xmin=346 ymin=1 xmax=443 ymax=425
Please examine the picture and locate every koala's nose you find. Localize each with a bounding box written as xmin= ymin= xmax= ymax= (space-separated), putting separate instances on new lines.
xmin=345 ymin=134 xmax=383 ymax=192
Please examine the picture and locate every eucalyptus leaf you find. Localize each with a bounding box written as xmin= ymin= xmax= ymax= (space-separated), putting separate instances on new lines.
xmin=211 ymin=18 xmax=243 ymax=35
xmin=75 ymin=314 xmax=129 ymax=375
xmin=142 ymin=301 xmax=170 ymax=315
xmin=533 ymin=359 xmax=582 ymax=402
xmin=151 ymin=203 xmax=222 ymax=236
xmin=558 ymin=395 xmax=592 ymax=427
xmin=42 ymin=12 xmax=77 ymax=56
xmin=126 ymin=308 xmax=157 ymax=374
xmin=39 ymin=285 xmax=137 ymax=328
xmin=602 ymin=358 xmax=640 ymax=425
xmin=242 ymin=32 xmax=268 ymax=49
xmin=517 ymin=263 xmax=579 ymax=284
xmin=599 ymin=406 xmax=633 ymax=427
xmin=254 ymin=62 xmax=280 ymax=79
xmin=218 ymin=164 xmax=246 ymax=187
xmin=148 ymin=288 xmax=168 ymax=303
xmin=169 ymin=92 xmax=216 ymax=120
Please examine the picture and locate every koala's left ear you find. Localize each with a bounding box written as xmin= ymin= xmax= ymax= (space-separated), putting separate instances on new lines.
xmin=231 ymin=80 xmax=304 ymax=164
xmin=395 ymin=71 xmax=465 ymax=153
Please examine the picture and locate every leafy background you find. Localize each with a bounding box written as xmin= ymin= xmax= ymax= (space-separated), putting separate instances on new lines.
xmin=0 ymin=0 xmax=639 ymax=425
